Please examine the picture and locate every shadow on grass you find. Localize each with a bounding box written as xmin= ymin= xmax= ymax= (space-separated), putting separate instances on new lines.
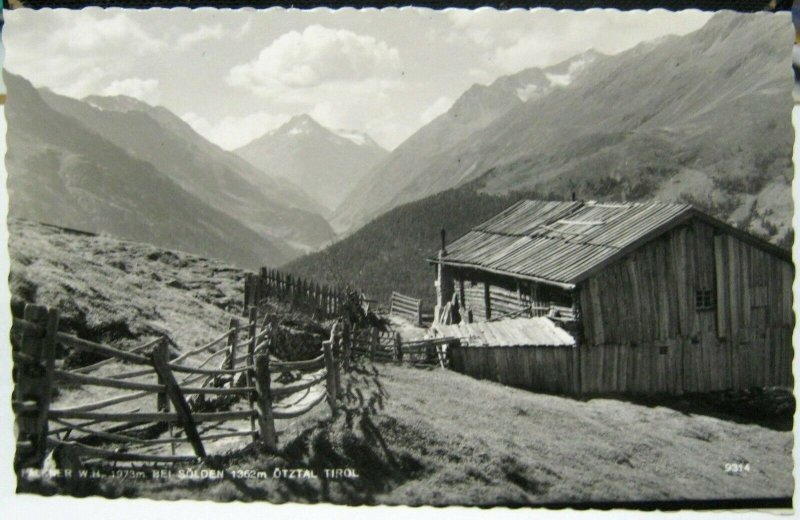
xmin=582 ymin=387 xmax=795 ymax=432
xmin=20 ymin=356 xmax=425 ymax=504
xmin=273 ymin=356 xmax=425 ymax=504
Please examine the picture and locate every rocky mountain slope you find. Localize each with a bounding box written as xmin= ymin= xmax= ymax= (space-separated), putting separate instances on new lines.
xmin=235 ymin=114 xmax=387 ymax=213
xmin=331 ymin=51 xmax=599 ymax=233
xmin=32 ymin=83 xmax=334 ymax=255
xmin=5 ymin=73 xmax=290 ymax=269
xmin=333 ymin=12 xmax=794 ymax=244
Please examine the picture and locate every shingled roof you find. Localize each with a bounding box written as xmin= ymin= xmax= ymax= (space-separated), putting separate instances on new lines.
xmin=429 ymin=200 xmax=790 ymax=289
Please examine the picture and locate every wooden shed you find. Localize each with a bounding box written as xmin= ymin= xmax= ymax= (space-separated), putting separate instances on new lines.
xmin=429 ymin=200 xmax=794 ymax=395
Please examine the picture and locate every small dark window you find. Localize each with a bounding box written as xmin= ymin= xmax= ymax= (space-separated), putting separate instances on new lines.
xmin=696 ymin=289 xmax=714 ymax=310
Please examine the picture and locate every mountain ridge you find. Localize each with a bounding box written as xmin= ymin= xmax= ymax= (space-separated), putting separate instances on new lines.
xmin=5 ymin=72 xmax=291 ymax=269
xmin=235 ymin=114 xmax=387 ymax=213
xmin=35 ymin=89 xmax=334 ymax=256
xmin=330 ymin=50 xmax=602 ymax=233
xmin=330 ymin=12 xmax=792 ymax=244
xmin=289 ymin=12 xmax=793 ymax=304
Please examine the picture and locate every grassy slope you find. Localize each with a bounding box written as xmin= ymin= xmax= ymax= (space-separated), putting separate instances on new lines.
xmin=9 ymin=218 xmax=247 ymax=350
xmin=77 ymin=361 xmax=793 ymax=505
xmin=12 ymin=220 xmax=792 ymax=505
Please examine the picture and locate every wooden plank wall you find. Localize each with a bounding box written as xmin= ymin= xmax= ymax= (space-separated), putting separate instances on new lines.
xmin=448 ymin=345 xmax=580 ymax=394
xmin=577 ymin=219 xmax=793 ymax=394
xmin=463 ymin=282 xmax=487 ymax=321
xmin=449 ymin=328 xmax=792 ymax=396
xmin=488 ymin=284 xmax=529 ymax=318
xmin=576 ymin=330 xmax=792 ymax=395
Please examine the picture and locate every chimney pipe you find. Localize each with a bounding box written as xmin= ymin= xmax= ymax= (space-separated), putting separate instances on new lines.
xmin=440 ymin=228 xmax=447 ymax=255
xmin=571 ymin=191 xmax=576 ymax=202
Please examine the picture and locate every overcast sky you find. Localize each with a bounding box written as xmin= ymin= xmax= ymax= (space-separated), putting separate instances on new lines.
xmin=4 ymin=8 xmax=712 ymax=150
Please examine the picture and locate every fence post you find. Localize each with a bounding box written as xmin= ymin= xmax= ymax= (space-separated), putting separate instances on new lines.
xmin=315 ymin=283 xmax=322 ymax=319
xmin=155 ymin=340 xmax=170 ymax=413
xmin=394 ymin=332 xmax=402 ymax=364
xmin=153 ymin=339 xmax=175 ymax=454
xmin=246 ymin=307 xmax=258 ymax=442
xmin=151 ymin=344 xmax=206 ymax=458
xmin=254 ymin=355 xmax=278 ymax=452
xmin=243 ymin=273 xmax=254 ymax=317
xmin=330 ymin=325 xmax=342 ymax=398
xmin=322 ymin=341 xmax=337 ymax=413
xmin=370 ymin=327 xmax=378 ymax=361
xmin=417 ymin=299 xmax=423 ymax=327
xmin=342 ymin=319 xmax=351 ymax=370
xmin=13 ymin=304 xmax=59 ymax=473
xmin=227 ymin=318 xmax=239 ymax=370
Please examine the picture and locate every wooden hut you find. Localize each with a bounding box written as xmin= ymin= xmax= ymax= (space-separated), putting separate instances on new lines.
xmin=429 ymin=200 xmax=793 ymax=395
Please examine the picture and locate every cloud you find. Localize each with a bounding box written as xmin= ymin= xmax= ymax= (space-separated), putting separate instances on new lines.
xmin=224 ymin=26 xmax=406 ymax=148
xmin=235 ymin=19 xmax=253 ymax=39
xmin=4 ymin=10 xmax=166 ymax=98
xmin=420 ymin=96 xmax=454 ymax=125
xmin=176 ymin=24 xmax=224 ymax=49
xmin=47 ymin=12 xmax=164 ymax=55
xmin=181 ymin=110 xmax=292 ymax=150
xmin=101 ymin=77 xmax=160 ymax=103
xmin=227 ymin=25 xmax=401 ymax=93
xmin=447 ymin=8 xmax=712 ymax=76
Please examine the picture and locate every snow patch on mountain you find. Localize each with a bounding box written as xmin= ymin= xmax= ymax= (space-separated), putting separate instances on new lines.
xmin=545 ymin=72 xmax=572 ymax=87
xmin=335 ymin=129 xmax=372 ymax=147
xmin=516 ymin=83 xmax=547 ymax=102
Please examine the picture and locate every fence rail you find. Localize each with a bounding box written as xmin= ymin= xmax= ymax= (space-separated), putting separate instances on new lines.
xmin=350 ymin=326 xmax=459 ymax=368
xmin=12 ymin=302 xmax=344 ymax=472
xmin=390 ymin=291 xmax=423 ymax=326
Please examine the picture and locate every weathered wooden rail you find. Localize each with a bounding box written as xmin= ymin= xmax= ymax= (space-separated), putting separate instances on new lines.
xmin=12 ymin=303 xmax=342 ymax=472
xmin=349 ymin=326 xmax=458 ymax=368
xmin=389 ymin=291 xmax=423 ymax=326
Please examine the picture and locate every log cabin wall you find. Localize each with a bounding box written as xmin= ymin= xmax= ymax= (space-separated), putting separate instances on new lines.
xmin=577 ymin=218 xmax=793 ymax=394
xmin=450 ymin=267 xmax=574 ymax=322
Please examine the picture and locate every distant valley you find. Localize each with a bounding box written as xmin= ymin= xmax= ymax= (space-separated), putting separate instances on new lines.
xmin=5 ymin=72 xmax=335 ymax=268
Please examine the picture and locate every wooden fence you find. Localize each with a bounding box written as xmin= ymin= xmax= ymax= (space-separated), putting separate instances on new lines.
xmin=12 ymin=303 xmax=342 ymax=472
xmin=349 ymin=326 xmax=456 ymax=368
xmin=244 ymin=267 xmax=351 ymax=320
xmin=389 ymin=291 xmax=423 ymax=326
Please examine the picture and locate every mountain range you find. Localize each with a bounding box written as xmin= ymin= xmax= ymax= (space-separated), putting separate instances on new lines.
xmin=332 ymin=12 xmax=793 ymax=244
xmin=330 ymin=50 xmax=601 ymax=233
xmin=289 ymin=12 xmax=794 ymax=303
xmin=235 ymin=114 xmax=387 ymax=214
xmin=5 ymin=11 xmax=792 ymax=292
xmin=4 ymin=72 xmax=333 ymax=268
